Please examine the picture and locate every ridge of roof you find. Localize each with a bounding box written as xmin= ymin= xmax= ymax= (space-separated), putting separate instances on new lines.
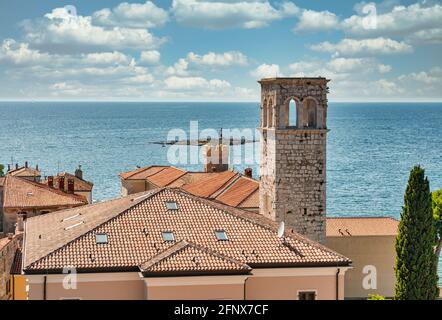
xmin=139 ymin=240 xmax=251 ymax=274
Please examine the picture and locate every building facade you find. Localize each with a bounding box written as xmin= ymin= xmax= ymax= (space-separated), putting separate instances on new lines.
xmin=259 ymin=78 xmax=329 ymax=244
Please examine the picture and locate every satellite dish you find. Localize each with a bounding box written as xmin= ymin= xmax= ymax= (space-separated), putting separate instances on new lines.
xmin=277 ymin=221 xmax=285 ymax=238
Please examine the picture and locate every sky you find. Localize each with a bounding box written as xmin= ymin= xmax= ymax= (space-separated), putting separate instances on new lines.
xmin=0 ymin=0 xmax=441 ymax=102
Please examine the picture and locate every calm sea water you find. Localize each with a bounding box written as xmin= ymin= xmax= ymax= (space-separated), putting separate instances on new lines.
xmin=1 ymin=102 xmax=441 ymax=280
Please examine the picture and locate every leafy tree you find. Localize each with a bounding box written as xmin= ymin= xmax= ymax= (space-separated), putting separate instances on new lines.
xmin=432 ymin=189 xmax=442 ymax=260
xmin=395 ymin=166 xmax=439 ymax=300
xmin=0 ymin=164 xmax=4 ymax=176
xmin=368 ymin=294 xmax=388 ymax=300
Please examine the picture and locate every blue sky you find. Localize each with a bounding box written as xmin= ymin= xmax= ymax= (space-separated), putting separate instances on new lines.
xmin=0 ymin=0 xmax=441 ymax=101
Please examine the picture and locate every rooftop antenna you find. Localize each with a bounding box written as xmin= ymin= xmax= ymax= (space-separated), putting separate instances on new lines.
xmin=277 ymin=221 xmax=285 ymax=238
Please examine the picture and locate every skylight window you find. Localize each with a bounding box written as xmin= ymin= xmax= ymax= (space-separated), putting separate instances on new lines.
xmin=162 ymin=232 xmax=175 ymax=242
xmin=165 ymin=201 xmax=178 ymax=210
xmin=215 ymin=230 xmax=228 ymax=241
xmin=96 ymin=233 xmax=108 ymax=244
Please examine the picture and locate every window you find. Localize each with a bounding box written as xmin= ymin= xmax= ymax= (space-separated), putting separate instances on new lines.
xmin=95 ymin=233 xmax=108 ymax=244
xmin=215 ymin=230 xmax=228 ymax=241
xmin=162 ymin=232 xmax=175 ymax=242
xmin=165 ymin=201 xmax=178 ymax=211
xmin=298 ymin=291 xmax=316 ymax=300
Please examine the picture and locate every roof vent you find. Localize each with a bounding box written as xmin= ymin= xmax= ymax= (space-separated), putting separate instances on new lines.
xmin=64 ymin=221 xmax=84 ymax=230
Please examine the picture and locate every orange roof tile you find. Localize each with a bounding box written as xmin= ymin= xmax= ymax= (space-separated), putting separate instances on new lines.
xmin=238 ymin=189 xmax=259 ymax=209
xmin=326 ymin=217 xmax=399 ymax=237
xmin=147 ymin=167 xmax=187 ymax=187
xmin=120 ymin=166 xmax=167 ymax=180
xmin=140 ymin=240 xmax=251 ymax=276
xmin=216 ymin=177 xmax=259 ymax=207
xmin=0 ymin=176 xmax=5 ymax=187
xmin=3 ymin=176 xmax=87 ymax=209
xmin=23 ymin=188 xmax=350 ymax=274
xmin=51 ymin=172 xmax=93 ymax=192
xmin=182 ymin=170 xmax=239 ymax=198
xmin=8 ymin=167 xmax=40 ymax=178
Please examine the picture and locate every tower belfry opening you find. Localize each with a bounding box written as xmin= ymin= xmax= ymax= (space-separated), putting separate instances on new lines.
xmin=258 ymin=77 xmax=330 ymax=244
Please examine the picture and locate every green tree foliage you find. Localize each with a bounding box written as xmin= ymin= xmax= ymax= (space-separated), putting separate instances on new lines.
xmin=432 ymin=189 xmax=442 ymax=259
xmin=368 ymin=294 xmax=388 ymax=300
xmin=0 ymin=164 xmax=4 ymax=176
xmin=395 ymin=166 xmax=439 ymax=300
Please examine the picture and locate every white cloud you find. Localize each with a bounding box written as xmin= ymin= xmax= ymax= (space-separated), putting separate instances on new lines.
xmin=294 ymin=9 xmax=339 ymax=32
xmin=0 ymin=39 xmax=50 ymax=65
xmin=23 ymin=7 xmax=165 ymax=52
xmin=342 ymin=2 xmax=442 ymax=38
xmin=310 ymin=37 xmax=413 ymax=56
xmin=398 ymin=67 xmax=442 ymax=85
xmin=187 ymin=51 xmax=248 ymax=67
xmin=250 ymin=64 xmax=281 ymax=79
xmin=139 ymin=50 xmax=161 ymax=64
xmin=92 ymin=1 xmax=169 ymax=28
xmin=407 ymin=28 xmax=442 ymax=44
xmin=164 ymin=76 xmax=231 ymax=90
xmin=171 ymin=0 xmax=299 ymax=29
xmin=166 ymin=58 xmax=189 ymax=76
xmin=81 ymin=51 xmax=131 ymax=65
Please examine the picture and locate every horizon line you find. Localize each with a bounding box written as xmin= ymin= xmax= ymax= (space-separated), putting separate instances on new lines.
xmin=1 ymin=99 xmax=442 ymax=103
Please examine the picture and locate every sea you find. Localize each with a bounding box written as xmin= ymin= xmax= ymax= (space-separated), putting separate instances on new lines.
xmin=1 ymin=101 xmax=441 ymax=282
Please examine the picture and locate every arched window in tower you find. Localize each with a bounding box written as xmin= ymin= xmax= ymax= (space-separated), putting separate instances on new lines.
xmin=304 ymin=98 xmax=317 ymax=128
xmin=262 ymin=99 xmax=268 ymax=127
xmin=289 ymin=99 xmax=297 ymax=127
xmin=267 ymin=99 xmax=273 ymax=127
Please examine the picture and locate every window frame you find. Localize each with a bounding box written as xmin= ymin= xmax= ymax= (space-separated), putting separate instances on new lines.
xmin=165 ymin=201 xmax=178 ymax=211
xmin=297 ymin=290 xmax=317 ymax=300
xmin=162 ymin=231 xmax=175 ymax=242
xmin=95 ymin=233 xmax=108 ymax=244
xmin=214 ymin=230 xmax=229 ymax=241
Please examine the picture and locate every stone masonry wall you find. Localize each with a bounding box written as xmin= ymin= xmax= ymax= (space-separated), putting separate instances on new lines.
xmin=259 ymin=78 xmax=329 ymax=244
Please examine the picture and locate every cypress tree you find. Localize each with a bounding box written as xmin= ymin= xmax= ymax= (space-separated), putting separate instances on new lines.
xmin=395 ymin=166 xmax=439 ymax=300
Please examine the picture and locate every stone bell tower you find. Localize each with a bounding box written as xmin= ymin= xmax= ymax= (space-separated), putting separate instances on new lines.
xmin=259 ymin=77 xmax=329 ymax=244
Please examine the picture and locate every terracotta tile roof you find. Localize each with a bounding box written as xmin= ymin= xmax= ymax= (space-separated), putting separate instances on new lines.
xmin=11 ymin=248 xmax=23 ymax=275
xmin=182 ymin=170 xmax=239 ymax=198
xmin=51 ymin=172 xmax=93 ymax=192
xmin=0 ymin=176 xmax=4 ymax=187
xmin=23 ymin=190 xmax=157 ymax=269
xmin=215 ymin=177 xmax=259 ymax=207
xmin=167 ymin=172 xmax=218 ymax=188
xmin=238 ymin=190 xmax=259 ymax=209
xmin=23 ymin=188 xmax=350 ymax=274
xmin=120 ymin=166 xmax=167 ymax=180
xmin=8 ymin=167 xmax=40 ymax=178
xmin=147 ymin=167 xmax=187 ymax=187
xmin=3 ymin=176 xmax=88 ymax=209
xmin=140 ymin=240 xmax=251 ymax=276
xmin=326 ymin=217 xmax=399 ymax=237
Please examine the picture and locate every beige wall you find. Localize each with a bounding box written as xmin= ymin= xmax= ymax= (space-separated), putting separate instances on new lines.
xmin=146 ymin=276 xmax=246 ymax=300
xmin=26 ymin=273 xmax=145 ymax=300
xmin=25 ymin=267 xmax=349 ymax=300
xmin=121 ymin=179 xmax=146 ymax=197
xmin=326 ymin=235 xmax=396 ymax=299
xmin=246 ymin=268 xmax=346 ymax=300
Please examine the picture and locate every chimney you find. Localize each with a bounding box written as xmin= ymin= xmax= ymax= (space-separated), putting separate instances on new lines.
xmin=36 ymin=164 xmax=39 ymax=171
xmin=7 ymin=233 xmax=14 ymax=240
xmin=48 ymin=176 xmax=54 ymax=188
xmin=25 ymin=161 xmax=28 ymax=168
xmin=15 ymin=163 xmax=18 ymax=170
xmin=75 ymin=165 xmax=83 ymax=180
xmin=7 ymin=164 xmax=11 ymax=171
xmin=244 ymin=168 xmax=253 ymax=178
xmin=59 ymin=176 xmax=65 ymax=191
xmin=67 ymin=178 xmax=75 ymax=194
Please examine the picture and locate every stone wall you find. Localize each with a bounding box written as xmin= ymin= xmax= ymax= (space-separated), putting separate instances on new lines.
xmin=0 ymin=234 xmax=22 ymax=300
xmin=259 ymin=78 xmax=329 ymax=244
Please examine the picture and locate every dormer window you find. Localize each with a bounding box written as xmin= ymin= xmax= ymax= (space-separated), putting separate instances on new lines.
xmin=215 ymin=230 xmax=228 ymax=241
xmin=165 ymin=201 xmax=178 ymax=211
xmin=96 ymin=233 xmax=108 ymax=244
